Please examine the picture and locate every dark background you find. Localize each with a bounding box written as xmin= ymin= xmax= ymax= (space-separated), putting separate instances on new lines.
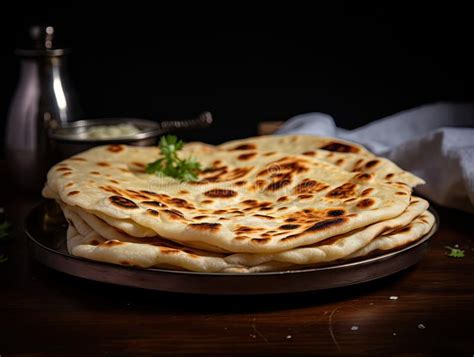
xmin=0 ymin=4 xmax=473 ymax=144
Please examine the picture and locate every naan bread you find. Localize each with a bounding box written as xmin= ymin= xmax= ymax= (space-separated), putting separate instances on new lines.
xmin=347 ymin=210 xmax=435 ymax=258
xmin=63 ymin=205 xmax=241 ymax=272
xmin=62 ymin=200 xmax=433 ymax=273
xmin=218 ymin=135 xmax=424 ymax=187
xmin=221 ymin=135 xmax=373 ymax=155
xmin=44 ymin=144 xmax=412 ymax=253
xmin=44 ymin=182 xmax=158 ymax=238
xmin=224 ymin=196 xmax=429 ymax=266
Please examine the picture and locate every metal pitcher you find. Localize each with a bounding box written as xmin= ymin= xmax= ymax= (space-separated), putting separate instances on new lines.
xmin=5 ymin=26 xmax=80 ymax=193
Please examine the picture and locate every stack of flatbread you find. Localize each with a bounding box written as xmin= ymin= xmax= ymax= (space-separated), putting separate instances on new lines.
xmin=42 ymin=135 xmax=435 ymax=273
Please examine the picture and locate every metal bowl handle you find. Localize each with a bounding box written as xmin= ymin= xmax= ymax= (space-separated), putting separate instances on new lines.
xmin=159 ymin=111 xmax=213 ymax=133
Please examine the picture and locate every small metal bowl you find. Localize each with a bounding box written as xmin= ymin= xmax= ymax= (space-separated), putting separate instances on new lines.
xmin=49 ymin=112 xmax=213 ymax=159
xmin=49 ymin=118 xmax=161 ymax=159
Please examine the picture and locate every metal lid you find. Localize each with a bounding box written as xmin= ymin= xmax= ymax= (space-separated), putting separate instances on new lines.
xmin=16 ymin=26 xmax=69 ymax=57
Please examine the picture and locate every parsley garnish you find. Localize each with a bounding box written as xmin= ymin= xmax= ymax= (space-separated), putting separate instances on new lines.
xmin=0 ymin=221 xmax=11 ymax=241
xmin=445 ymin=246 xmax=465 ymax=258
xmin=0 ymin=253 xmax=7 ymax=263
xmin=146 ymin=135 xmax=201 ymax=182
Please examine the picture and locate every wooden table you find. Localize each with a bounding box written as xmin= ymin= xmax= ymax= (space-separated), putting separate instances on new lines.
xmin=0 ymin=170 xmax=473 ymax=355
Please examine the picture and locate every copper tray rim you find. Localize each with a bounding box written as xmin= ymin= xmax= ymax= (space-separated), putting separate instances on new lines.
xmin=25 ymin=201 xmax=439 ymax=294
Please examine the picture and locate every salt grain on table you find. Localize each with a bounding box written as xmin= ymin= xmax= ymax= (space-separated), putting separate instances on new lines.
xmin=389 ymin=296 xmax=398 ymax=300
xmin=286 ymin=335 xmax=292 ymax=339
xmin=418 ymin=324 xmax=426 ymax=329
xmin=351 ymin=326 xmax=359 ymax=331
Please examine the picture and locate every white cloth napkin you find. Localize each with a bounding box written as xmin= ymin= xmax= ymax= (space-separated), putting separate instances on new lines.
xmin=277 ymin=102 xmax=474 ymax=213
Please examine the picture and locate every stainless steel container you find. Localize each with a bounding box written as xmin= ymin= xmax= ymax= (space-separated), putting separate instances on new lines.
xmin=5 ymin=26 xmax=80 ymax=193
xmin=48 ymin=112 xmax=213 ymax=160
xmin=49 ymin=118 xmax=161 ymax=159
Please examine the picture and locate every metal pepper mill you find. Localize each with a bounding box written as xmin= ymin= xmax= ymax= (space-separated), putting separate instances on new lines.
xmin=5 ymin=26 xmax=80 ymax=193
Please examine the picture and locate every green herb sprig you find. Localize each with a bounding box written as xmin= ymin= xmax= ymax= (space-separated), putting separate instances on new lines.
xmin=146 ymin=135 xmax=201 ymax=182
xmin=0 ymin=253 xmax=7 ymax=264
xmin=445 ymin=246 xmax=465 ymax=258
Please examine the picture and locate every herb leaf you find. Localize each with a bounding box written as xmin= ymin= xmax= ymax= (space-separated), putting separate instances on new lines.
xmin=445 ymin=246 xmax=465 ymax=258
xmin=146 ymin=135 xmax=201 ymax=182
xmin=0 ymin=221 xmax=12 ymax=241
xmin=0 ymin=253 xmax=7 ymax=263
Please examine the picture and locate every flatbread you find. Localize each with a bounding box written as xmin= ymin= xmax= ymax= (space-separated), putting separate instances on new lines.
xmin=218 ymin=135 xmax=424 ymax=187
xmin=63 ymin=205 xmax=241 ymax=272
xmin=44 ymin=144 xmax=412 ymax=253
xmin=65 ymin=202 xmax=229 ymax=253
xmin=221 ymin=134 xmax=373 ymax=155
xmin=347 ymin=210 xmax=435 ymax=258
xmin=62 ymin=201 xmax=433 ymax=273
xmin=224 ymin=196 xmax=429 ymax=266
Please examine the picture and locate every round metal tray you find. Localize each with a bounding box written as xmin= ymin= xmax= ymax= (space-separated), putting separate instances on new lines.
xmin=26 ymin=201 xmax=439 ymax=295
